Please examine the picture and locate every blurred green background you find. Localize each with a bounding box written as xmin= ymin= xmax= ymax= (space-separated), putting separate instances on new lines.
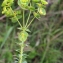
xmin=0 ymin=0 xmax=63 ymax=63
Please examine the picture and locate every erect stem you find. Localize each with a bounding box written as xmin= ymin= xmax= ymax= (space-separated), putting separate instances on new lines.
xmin=26 ymin=11 xmax=31 ymax=27
xmin=19 ymin=42 xmax=24 ymax=63
xmin=27 ymin=17 xmax=35 ymax=28
xmin=23 ymin=10 xmax=25 ymax=27
xmin=14 ymin=15 xmax=22 ymax=28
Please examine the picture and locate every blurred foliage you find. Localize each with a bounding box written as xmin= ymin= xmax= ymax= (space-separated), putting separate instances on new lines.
xmin=0 ymin=0 xmax=63 ymax=63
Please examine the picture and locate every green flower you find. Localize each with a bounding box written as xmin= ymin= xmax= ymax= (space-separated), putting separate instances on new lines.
xmin=20 ymin=0 xmax=30 ymax=4
xmin=2 ymin=0 xmax=14 ymax=6
xmin=2 ymin=7 xmax=7 ymax=14
xmin=2 ymin=7 xmax=13 ymax=16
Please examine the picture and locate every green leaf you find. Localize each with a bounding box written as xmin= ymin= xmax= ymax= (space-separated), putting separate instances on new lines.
xmin=36 ymin=3 xmax=42 ymax=8
xmin=18 ymin=27 xmax=30 ymax=32
xmin=23 ymin=60 xmax=27 ymax=63
xmin=11 ymin=17 xmax=17 ymax=23
xmin=11 ymin=15 xmax=22 ymax=23
xmin=0 ymin=26 xmax=14 ymax=49
xmin=28 ymin=51 xmax=37 ymax=59
xmin=26 ymin=29 xmax=30 ymax=32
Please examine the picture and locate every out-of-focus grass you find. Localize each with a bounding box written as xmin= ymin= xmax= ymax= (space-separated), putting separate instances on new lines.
xmin=0 ymin=21 xmax=18 ymax=63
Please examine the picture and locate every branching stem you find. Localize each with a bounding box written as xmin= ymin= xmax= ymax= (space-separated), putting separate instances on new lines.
xmin=27 ymin=17 xmax=35 ymax=28
xmin=26 ymin=11 xmax=31 ymax=27
xmin=23 ymin=10 xmax=25 ymax=27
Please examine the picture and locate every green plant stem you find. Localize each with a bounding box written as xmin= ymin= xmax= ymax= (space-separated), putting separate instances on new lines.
xmin=27 ymin=17 xmax=35 ymax=28
xmin=23 ymin=10 xmax=25 ymax=27
xmin=19 ymin=42 xmax=24 ymax=63
xmin=14 ymin=16 xmax=22 ymax=28
xmin=26 ymin=11 xmax=31 ymax=27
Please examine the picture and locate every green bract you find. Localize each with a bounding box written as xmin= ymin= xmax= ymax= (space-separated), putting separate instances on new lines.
xmin=18 ymin=0 xmax=30 ymax=10
xmin=38 ymin=8 xmax=46 ymax=15
xmin=41 ymin=0 xmax=48 ymax=5
xmin=2 ymin=0 xmax=14 ymax=17
xmin=36 ymin=3 xmax=42 ymax=7
xmin=18 ymin=31 xmax=28 ymax=42
xmin=18 ymin=27 xmax=30 ymax=42
xmin=11 ymin=10 xmax=22 ymax=23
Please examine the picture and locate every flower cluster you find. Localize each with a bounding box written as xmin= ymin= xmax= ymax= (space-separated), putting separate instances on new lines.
xmin=18 ymin=0 xmax=48 ymax=17
xmin=2 ymin=0 xmax=22 ymax=23
xmin=2 ymin=0 xmax=14 ymax=16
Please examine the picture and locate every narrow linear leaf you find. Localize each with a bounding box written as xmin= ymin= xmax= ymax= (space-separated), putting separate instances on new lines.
xmin=0 ymin=26 xmax=14 ymax=49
